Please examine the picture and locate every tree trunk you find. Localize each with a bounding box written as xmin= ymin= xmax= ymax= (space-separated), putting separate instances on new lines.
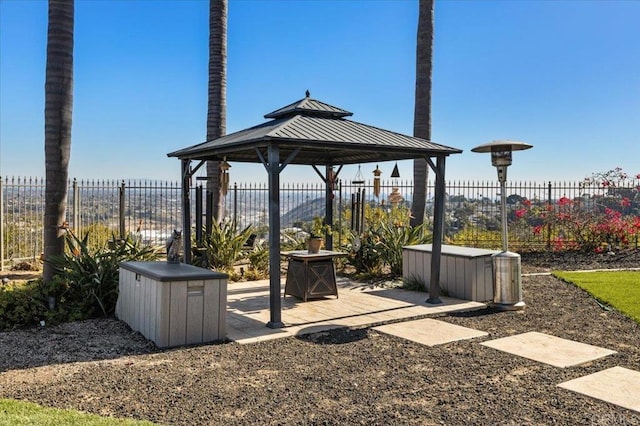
xmin=206 ymin=0 xmax=227 ymax=223
xmin=410 ymin=0 xmax=434 ymax=227
xmin=43 ymin=0 xmax=74 ymax=283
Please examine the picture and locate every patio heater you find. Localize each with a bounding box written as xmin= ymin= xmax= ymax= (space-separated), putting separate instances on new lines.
xmin=471 ymin=140 xmax=533 ymax=310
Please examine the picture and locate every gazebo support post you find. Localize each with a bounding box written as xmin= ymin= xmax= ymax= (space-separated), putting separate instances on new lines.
xmin=181 ymin=159 xmax=192 ymax=264
xmin=266 ymin=144 xmax=284 ymax=328
xmin=426 ymin=155 xmax=445 ymax=304
xmin=325 ymin=165 xmax=334 ymax=250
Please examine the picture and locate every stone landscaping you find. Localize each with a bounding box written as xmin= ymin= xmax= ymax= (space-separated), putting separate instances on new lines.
xmin=0 ymin=252 xmax=639 ymax=424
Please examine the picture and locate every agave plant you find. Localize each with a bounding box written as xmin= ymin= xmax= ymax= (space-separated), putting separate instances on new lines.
xmin=45 ymin=229 xmax=161 ymax=318
xmin=346 ymin=206 xmax=432 ymax=277
xmin=193 ymin=220 xmax=254 ymax=272
xmin=377 ymin=221 xmax=432 ymax=276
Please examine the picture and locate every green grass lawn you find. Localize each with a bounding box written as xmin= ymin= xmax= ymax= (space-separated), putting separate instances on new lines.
xmin=553 ymin=270 xmax=640 ymax=323
xmin=0 ymin=399 xmax=156 ymax=426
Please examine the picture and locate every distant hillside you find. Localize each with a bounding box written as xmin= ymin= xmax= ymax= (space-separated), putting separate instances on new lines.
xmin=281 ymin=197 xmax=325 ymax=226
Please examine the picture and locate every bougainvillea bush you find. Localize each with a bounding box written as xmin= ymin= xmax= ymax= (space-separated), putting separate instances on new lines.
xmin=513 ymin=168 xmax=640 ymax=252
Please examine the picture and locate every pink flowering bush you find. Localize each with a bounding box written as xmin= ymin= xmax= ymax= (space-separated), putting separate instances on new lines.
xmin=513 ymin=168 xmax=640 ymax=252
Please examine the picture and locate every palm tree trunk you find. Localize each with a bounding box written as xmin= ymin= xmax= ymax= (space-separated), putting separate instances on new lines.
xmin=410 ymin=0 xmax=434 ymax=227
xmin=206 ymin=0 xmax=228 ymax=223
xmin=43 ymin=0 xmax=74 ymax=283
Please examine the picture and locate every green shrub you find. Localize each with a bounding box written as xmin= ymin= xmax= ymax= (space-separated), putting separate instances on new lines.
xmin=81 ymin=222 xmax=119 ymax=251
xmin=346 ymin=206 xmax=432 ymax=277
xmin=378 ymin=221 xmax=432 ymax=276
xmin=192 ymin=220 xmax=254 ymax=273
xmin=0 ymin=280 xmax=47 ymax=330
xmin=44 ymin=230 xmax=161 ymax=320
xmin=346 ymin=228 xmax=383 ymax=275
xmin=448 ymin=226 xmax=502 ymax=250
xmin=2 ymin=220 xmax=43 ymax=260
xmin=247 ymin=240 xmax=269 ymax=278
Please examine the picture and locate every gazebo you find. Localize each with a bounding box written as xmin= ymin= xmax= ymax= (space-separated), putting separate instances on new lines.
xmin=168 ymin=93 xmax=462 ymax=328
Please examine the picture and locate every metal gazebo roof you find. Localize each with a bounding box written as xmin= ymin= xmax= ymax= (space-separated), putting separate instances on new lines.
xmin=167 ymin=93 xmax=463 ymax=329
xmin=167 ymin=94 xmax=461 ymax=163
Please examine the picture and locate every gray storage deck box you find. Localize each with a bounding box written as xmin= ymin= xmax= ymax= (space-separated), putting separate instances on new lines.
xmin=116 ymin=261 xmax=228 ymax=347
xmin=403 ymin=244 xmax=500 ymax=302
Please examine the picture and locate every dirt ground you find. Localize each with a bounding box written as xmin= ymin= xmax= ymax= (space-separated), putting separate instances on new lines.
xmin=1 ymin=251 xmax=639 ymax=425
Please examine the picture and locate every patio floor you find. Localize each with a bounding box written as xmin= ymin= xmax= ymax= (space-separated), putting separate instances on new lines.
xmin=226 ymin=277 xmax=486 ymax=344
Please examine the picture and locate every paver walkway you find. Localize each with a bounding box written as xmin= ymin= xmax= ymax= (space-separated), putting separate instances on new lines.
xmin=226 ymin=277 xmax=639 ymax=414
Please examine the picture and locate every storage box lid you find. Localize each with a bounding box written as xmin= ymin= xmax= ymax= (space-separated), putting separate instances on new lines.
xmin=402 ymin=244 xmax=501 ymax=258
xmin=120 ymin=261 xmax=228 ymax=281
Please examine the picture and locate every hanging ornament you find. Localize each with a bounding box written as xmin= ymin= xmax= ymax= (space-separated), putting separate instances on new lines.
xmin=391 ymin=162 xmax=400 ymax=179
xmin=220 ymin=157 xmax=231 ymax=196
xmin=373 ymin=164 xmax=382 ymax=198
xmin=389 ymin=186 xmax=404 ymax=207
xmin=352 ymin=164 xmax=365 ymax=185
xmin=328 ymin=167 xmax=336 ymax=192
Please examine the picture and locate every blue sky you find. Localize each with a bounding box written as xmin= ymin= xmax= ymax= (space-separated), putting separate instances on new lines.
xmin=1 ymin=0 xmax=638 ymax=184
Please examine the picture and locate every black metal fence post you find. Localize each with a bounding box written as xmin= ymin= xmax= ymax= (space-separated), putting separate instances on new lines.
xmin=337 ymin=180 xmax=343 ymax=251
xmin=325 ymin=165 xmax=334 ymax=250
xmin=359 ymin=188 xmax=365 ymax=233
xmin=119 ymin=180 xmax=126 ymax=240
xmin=0 ymin=177 xmax=4 ymax=271
xmin=72 ymin=178 xmax=80 ymax=235
xmin=195 ymin=185 xmax=203 ymax=245
xmin=233 ymin=182 xmax=238 ymax=226
xmin=546 ymin=181 xmax=552 ymax=251
xmin=205 ymin=190 xmax=213 ymax=236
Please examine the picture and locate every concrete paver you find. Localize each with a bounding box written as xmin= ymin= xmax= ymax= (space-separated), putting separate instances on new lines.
xmin=558 ymin=366 xmax=640 ymax=413
xmin=373 ymin=318 xmax=488 ymax=346
xmin=480 ymin=331 xmax=617 ymax=368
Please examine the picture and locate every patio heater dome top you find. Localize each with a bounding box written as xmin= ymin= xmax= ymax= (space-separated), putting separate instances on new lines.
xmin=471 ymin=140 xmax=533 ymax=171
xmin=470 ymin=140 xmax=533 ymax=153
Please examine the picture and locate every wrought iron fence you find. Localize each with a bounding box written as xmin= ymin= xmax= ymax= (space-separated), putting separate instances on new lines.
xmin=0 ymin=177 xmax=184 ymax=269
xmin=2 ymin=176 xmax=639 ymax=269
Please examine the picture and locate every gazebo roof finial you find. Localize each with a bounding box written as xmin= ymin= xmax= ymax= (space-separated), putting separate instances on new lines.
xmin=305 ymin=89 xmax=310 ymax=98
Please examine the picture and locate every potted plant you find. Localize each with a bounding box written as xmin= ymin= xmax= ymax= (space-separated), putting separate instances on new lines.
xmin=307 ymin=234 xmax=323 ymax=253
xmin=307 ymin=217 xmax=332 ymax=253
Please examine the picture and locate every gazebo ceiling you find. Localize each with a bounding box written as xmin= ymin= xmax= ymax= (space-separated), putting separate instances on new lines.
xmin=167 ymin=93 xmax=463 ymax=165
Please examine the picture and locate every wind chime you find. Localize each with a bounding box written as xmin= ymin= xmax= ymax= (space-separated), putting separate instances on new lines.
xmin=352 ymin=164 xmax=365 ymax=185
xmin=373 ymin=164 xmax=382 ymax=198
xmin=220 ymin=157 xmax=231 ymax=196
xmin=351 ymin=165 xmax=366 ymax=233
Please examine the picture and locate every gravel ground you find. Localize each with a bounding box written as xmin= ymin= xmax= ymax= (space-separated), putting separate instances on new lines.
xmin=1 ymin=251 xmax=639 ymax=425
